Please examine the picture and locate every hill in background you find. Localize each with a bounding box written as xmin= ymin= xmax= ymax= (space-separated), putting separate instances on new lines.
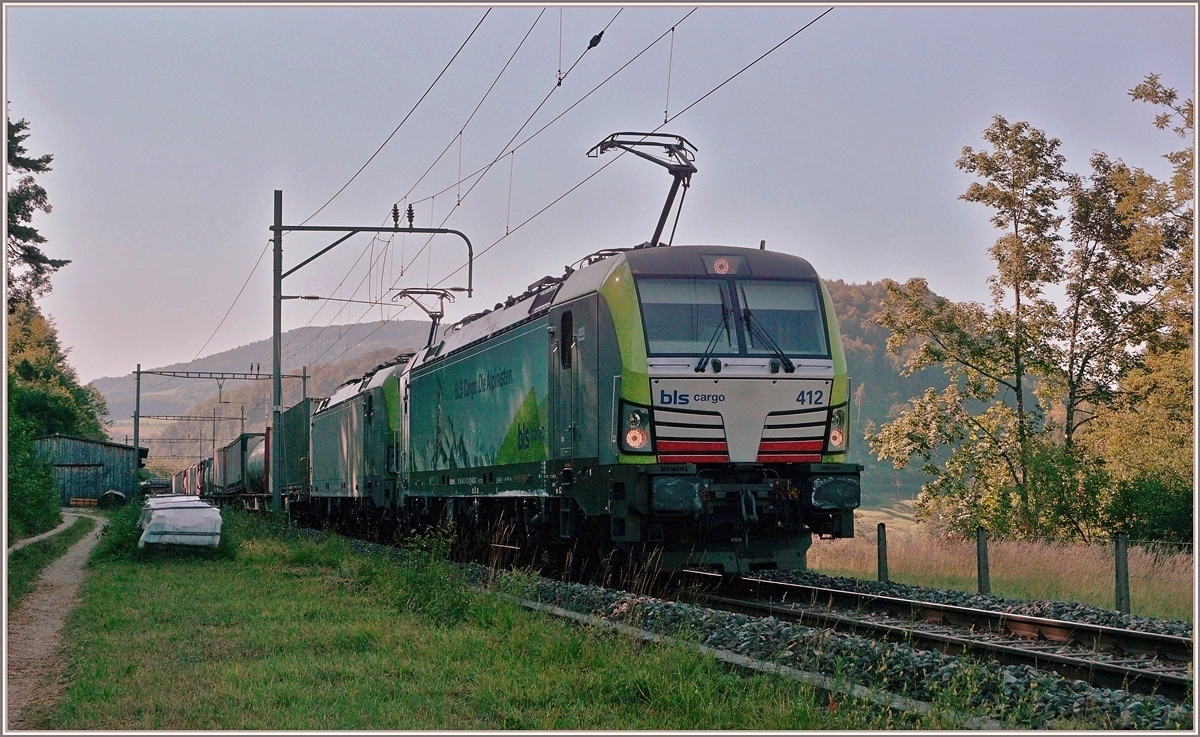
xmin=824 ymin=280 xmax=949 ymax=506
xmin=134 ymin=347 xmax=411 ymax=473
xmin=95 ymin=320 xmax=431 ymax=421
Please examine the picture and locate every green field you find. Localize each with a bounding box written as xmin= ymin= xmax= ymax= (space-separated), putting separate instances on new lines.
xmin=31 ymin=507 xmax=947 ymax=731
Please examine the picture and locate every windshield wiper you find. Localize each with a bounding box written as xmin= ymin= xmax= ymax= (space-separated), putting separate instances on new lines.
xmin=742 ymin=306 xmax=795 ymax=373
xmin=695 ymin=294 xmax=733 ymax=373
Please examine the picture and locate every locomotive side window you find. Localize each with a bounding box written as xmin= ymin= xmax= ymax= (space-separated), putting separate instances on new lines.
xmin=637 ymin=278 xmax=733 ymax=355
xmin=560 ymin=311 xmax=573 ymax=368
xmin=738 ymin=280 xmax=829 ymax=357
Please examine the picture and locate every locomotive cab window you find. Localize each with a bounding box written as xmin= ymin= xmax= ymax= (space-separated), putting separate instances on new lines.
xmin=635 ymin=276 xmax=829 ymax=358
xmin=738 ymin=280 xmax=828 ymax=357
xmin=637 ymin=278 xmax=734 ymax=355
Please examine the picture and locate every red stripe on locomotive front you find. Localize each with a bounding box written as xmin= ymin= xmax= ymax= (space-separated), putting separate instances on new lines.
xmin=757 ymin=440 xmax=824 ymax=453
xmin=657 ymin=440 xmax=729 ymax=453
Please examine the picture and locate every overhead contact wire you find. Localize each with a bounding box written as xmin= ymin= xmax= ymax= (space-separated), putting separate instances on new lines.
xmin=397 ymin=8 xmax=639 ymax=276
xmin=666 ymin=7 xmax=833 ymax=124
xmin=433 ymin=7 xmax=833 ymax=287
xmin=297 ymin=8 xmax=491 ymax=227
xmin=401 ymin=8 xmax=694 ymax=214
xmin=395 ymin=9 xmax=544 ymax=208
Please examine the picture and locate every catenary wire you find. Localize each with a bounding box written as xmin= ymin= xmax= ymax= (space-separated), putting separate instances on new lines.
xmin=395 ymin=9 xmax=545 ymax=207
xmin=402 ymin=8 xmax=694 ymax=215
xmin=303 ymin=7 xmax=828 ymax=375
xmin=396 ymin=7 xmax=663 ymax=277
xmin=432 ymin=9 xmax=835 ymax=285
xmin=281 ymin=10 xmax=543 ymax=364
xmin=296 ymin=9 xmax=491 ymax=228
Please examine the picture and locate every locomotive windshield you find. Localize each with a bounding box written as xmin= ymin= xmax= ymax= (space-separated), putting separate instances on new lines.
xmin=636 ymin=276 xmax=829 ymax=358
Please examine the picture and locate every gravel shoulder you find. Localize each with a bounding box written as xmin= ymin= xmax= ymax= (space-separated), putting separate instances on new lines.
xmin=6 ymin=513 xmax=107 ymax=730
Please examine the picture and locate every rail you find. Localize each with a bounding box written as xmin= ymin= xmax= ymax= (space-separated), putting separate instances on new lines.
xmin=673 ymin=572 xmax=1193 ymax=703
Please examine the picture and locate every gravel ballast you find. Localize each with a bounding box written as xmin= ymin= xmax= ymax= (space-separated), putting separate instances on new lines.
xmin=758 ymin=568 xmax=1194 ymax=639
xmin=503 ymin=575 xmax=1193 ymax=730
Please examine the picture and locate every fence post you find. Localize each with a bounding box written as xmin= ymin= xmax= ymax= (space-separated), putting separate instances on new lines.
xmin=1115 ymin=532 xmax=1130 ymax=615
xmin=877 ymin=523 xmax=889 ymax=582
xmin=976 ymin=527 xmax=991 ymax=596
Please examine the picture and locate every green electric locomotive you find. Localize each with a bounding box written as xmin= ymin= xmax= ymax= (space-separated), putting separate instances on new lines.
xmin=332 ymin=243 xmax=859 ymax=573
xmin=294 ymin=134 xmax=860 ymax=573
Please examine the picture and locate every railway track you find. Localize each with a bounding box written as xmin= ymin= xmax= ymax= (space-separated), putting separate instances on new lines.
xmin=670 ymin=571 xmax=1193 ymax=703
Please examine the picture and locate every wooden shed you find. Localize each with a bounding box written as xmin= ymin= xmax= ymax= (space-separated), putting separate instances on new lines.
xmin=32 ymin=434 xmax=144 ymax=504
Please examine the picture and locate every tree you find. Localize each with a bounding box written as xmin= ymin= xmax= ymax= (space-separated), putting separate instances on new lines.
xmin=1077 ymin=75 xmax=1195 ymax=543
xmin=7 ymin=302 xmax=109 ymax=441
xmin=6 ymin=412 xmax=61 ymax=539
xmin=870 ymin=116 xmax=1073 ymax=539
xmin=955 ymin=116 xmax=1072 ymax=485
xmin=7 ymin=117 xmax=69 ymax=311
xmin=1127 ymin=72 xmax=1194 ymax=341
xmin=870 ymin=77 xmax=1193 ymax=542
xmin=1045 ymin=148 xmax=1191 ymax=453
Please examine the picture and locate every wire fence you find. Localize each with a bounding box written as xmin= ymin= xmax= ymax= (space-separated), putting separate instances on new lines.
xmin=807 ymin=521 xmax=1194 ymax=624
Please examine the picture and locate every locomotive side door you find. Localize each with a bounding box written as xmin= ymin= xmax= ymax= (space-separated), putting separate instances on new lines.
xmin=551 ymin=306 xmax=577 ymax=458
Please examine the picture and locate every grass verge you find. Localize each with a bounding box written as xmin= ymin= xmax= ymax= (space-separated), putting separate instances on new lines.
xmin=34 ymin=506 xmax=957 ymax=730
xmin=7 ymin=515 xmax=98 ymax=613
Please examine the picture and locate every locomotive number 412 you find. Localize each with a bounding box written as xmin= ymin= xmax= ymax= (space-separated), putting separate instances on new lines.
xmin=796 ymin=389 xmax=824 ymax=405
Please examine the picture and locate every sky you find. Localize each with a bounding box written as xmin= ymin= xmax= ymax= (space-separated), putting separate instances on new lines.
xmin=4 ymin=2 xmax=1196 ymax=385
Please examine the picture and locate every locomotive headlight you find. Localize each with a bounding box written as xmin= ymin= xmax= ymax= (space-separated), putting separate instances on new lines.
xmin=625 ymin=427 xmax=650 ymax=449
xmin=619 ymin=402 xmax=654 ymax=454
xmin=827 ymin=407 xmax=848 ymax=452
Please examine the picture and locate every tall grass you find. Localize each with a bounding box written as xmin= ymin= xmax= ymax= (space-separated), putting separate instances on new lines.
xmin=809 ymin=508 xmax=1193 ymax=623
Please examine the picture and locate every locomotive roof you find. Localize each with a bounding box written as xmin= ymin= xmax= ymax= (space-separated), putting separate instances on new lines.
xmin=411 ymin=244 xmax=821 ymax=372
xmin=622 ymin=244 xmax=818 ymax=279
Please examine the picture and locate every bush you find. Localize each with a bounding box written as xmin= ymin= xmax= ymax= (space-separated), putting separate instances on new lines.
xmin=6 ymin=413 xmax=61 ymax=540
xmin=1103 ymin=476 xmax=1193 ymax=544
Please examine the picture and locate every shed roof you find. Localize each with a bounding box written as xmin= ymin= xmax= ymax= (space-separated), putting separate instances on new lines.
xmin=33 ymin=433 xmax=142 ymax=452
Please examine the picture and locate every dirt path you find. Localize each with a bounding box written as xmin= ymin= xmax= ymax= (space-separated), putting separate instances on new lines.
xmin=7 ymin=513 xmax=89 ymax=553
xmin=6 ymin=513 xmax=107 ymax=730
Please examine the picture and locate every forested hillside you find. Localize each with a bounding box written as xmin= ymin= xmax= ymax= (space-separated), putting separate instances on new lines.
xmin=825 ymin=280 xmax=946 ymax=505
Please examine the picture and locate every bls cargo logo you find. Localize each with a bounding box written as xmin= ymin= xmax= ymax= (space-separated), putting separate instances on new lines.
xmin=516 ymin=421 xmax=545 ymax=450
xmin=659 ymin=390 xmax=726 ymax=406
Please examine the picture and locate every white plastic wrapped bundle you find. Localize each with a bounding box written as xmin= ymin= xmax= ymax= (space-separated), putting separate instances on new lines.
xmin=138 ymin=496 xmax=222 ymax=548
